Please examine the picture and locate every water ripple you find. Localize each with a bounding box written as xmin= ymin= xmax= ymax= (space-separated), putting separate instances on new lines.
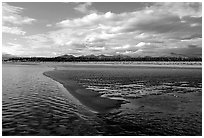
xmin=2 ymin=65 xmax=98 ymax=136
xmin=3 ymin=64 xmax=202 ymax=136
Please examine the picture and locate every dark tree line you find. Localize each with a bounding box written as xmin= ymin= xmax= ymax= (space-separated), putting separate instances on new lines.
xmin=4 ymin=54 xmax=202 ymax=62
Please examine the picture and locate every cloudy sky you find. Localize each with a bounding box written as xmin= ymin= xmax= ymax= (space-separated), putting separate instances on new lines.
xmin=2 ymin=2 xmax=202 ymax=57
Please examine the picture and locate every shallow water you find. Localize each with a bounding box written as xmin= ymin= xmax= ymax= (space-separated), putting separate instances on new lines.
xmin=2 ymin=64 xmax=100 ymax=135
xmin=2 ymin=64 xmax=202 ymax=136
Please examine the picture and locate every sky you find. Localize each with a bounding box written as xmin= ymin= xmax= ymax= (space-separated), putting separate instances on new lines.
xmin=2 ymin=2 xmax=202 ymax=57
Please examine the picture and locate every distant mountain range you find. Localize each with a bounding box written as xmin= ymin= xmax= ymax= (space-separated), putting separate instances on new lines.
xmin=2 ymin=53 xmax=17 ymax=61
xmin=57 ymin=54 xmax=131 ymax=59
xmin=2 ymin=53 xmax=202 ymax=62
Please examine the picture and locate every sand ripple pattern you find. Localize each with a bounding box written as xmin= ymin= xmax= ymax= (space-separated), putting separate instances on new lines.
xmin=53 ymin=66 xmax=202 ymax=135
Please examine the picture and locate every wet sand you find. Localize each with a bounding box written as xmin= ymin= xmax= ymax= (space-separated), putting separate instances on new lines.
xmin=43 ymin=63 xmax=202 ymax=114
xmin=43 ymin=71 xmax=125 ymax=113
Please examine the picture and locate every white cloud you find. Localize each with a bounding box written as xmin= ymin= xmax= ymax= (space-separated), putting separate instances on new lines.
xmin=88 ymin=47 xmax=105 ymax=50
xmin=113 ymin=44 xmax=130 ymax=50
xmin=53 ymin=3 xmax=201 ymax=56
xmin=3 ymin=26 xmax=26 ymax=35
xmin=152 ymin=2 xmax=202 ymax=18
xmin=135 ymin=42 xmax=151 ymax=47
xmin=74 ymin=2 xmax=95 ymax=14
xmin=2 ymin=3 xmax=23 ymax=15
xmin=135 ymin=42 xmax=145 ymax=47
xmin=46 ymin=24 xmax=52 ymax=27
xmin=190 ymin=23 xmax=200 ymax=27
xmin=2 ymin=43 xmax=24 ymax=56
xmin=3 ymin=3 xmax=36 ymax=25
xmin=57 ymin=13 xmax=100 ymax=28
xmin=23 ymin=34 xmax=53 ymax=50
xmin=9 ymin=2 xmax=201 ymax=57
xmin=7 ymin=42 xmax=22 ymax=47
xmin=25 ymin=34 xmax=50 ymax=43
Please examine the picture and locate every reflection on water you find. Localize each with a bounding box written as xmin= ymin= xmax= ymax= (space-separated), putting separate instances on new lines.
xmin=2 ymin=64 xmax=202 ymax=136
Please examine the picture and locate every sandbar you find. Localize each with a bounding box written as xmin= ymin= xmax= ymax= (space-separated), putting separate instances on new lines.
xmin=43 ymin=70 xmax=125 ymax=113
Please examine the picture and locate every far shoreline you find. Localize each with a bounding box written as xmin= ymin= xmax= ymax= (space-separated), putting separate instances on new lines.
xmin=2 ymin=61 xmax=202 ymax=69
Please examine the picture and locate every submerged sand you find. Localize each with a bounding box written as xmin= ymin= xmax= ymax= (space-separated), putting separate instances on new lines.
xmin=43 ymin=62 xmax=201 ymax=114
xmin=42 ymin=62 xmax=201 ymax=135
xmin=43 ymin=71 xmax=126 ymax=113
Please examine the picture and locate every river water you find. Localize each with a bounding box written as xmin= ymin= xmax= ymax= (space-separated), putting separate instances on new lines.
xmin=2 ymin=64 xmax=202 ymax=136
xmin=2 ymin=64 xmax=101 ymax=135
